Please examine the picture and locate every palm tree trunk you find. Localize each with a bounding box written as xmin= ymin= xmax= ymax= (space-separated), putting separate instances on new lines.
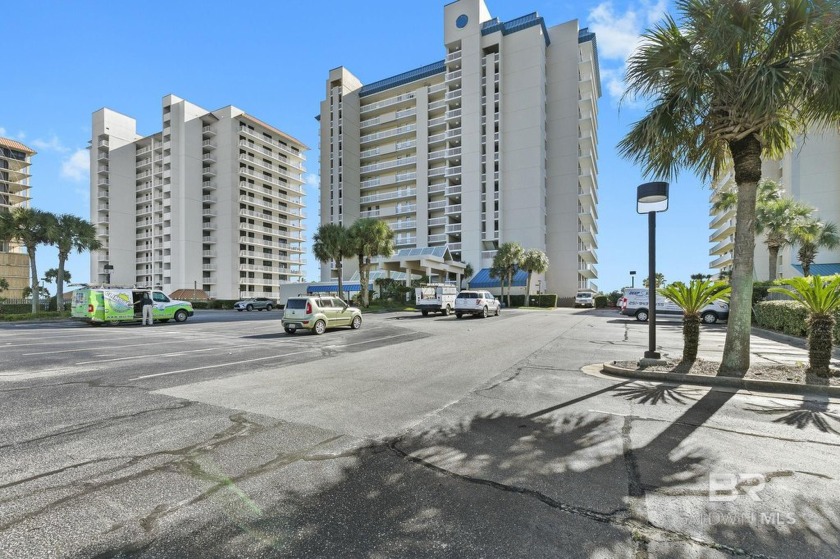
xmin=525 ymin=271 xmax=532 ymax=307
xmin=682 ymin=314 xmax=701 ymax=362
xmin=802 ymin=261 xmax=811 ymax=277
xmin=720 ymin=136 xmax=761 ymax=376
xmin=768 ymin=245 xmax=779 ymax=281
xmin=336 ymin=260 xmax=344 ymax=301
xmin=506 ymin=271 xmax=512 ymax=308
xmin=808 ymin=314 xmax=834 ymax=377
xmin=27 ymin=245 xmax=38 ymax=314
xmin=57 ymin=254 xmax=67 ymax=312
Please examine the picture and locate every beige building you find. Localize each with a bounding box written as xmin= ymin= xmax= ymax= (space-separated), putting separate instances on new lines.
xmin=709 ymin=128 xmax=840 ymax=279
xmin=318 ymin=0 xmax=600 ymax=297
xmin=0 ymin=137 xmax=35 ymax=298
xmin=91 ymin=95 xmax=307 ymax=299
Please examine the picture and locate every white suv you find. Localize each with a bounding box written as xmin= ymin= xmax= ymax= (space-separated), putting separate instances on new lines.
xmin=454 ymin=290 xmax=501 ymax=319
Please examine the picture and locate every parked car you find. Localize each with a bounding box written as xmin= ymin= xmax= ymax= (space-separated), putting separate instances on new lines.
xmin=619 ymin=288 xmax=729 ymax=324
xmin=574 ymin=292 xmax=595 ymax=308
xmin=415 ymin=283 xmax=458 ymax=316
xmin=234 ymin=297 xmax=276 ymax=312
xmin=281 ymin=296 xmax=362 ymax=334
xmin=454 ymin=290 xmax=501 ymax=319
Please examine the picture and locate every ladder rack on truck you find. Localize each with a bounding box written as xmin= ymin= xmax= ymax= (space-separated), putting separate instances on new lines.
xmin=414 ymin=283 xmax=458 ymax=317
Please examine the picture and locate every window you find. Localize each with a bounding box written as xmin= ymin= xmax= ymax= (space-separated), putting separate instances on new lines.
xmin=318 ymin=298 xmax=333 ymax=308
xmin=152 ymin=292 xmax=170 ymax=303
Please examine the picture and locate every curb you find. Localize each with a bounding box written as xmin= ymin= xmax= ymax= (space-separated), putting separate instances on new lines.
xmin=601 ymin=361 xmax=840 ymax=398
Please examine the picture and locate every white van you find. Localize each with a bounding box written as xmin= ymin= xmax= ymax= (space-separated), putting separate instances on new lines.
xmin=415 ymin=283 xmax=458 ymax=316
xmin=619 ymin=288 xmax=729 ymax=324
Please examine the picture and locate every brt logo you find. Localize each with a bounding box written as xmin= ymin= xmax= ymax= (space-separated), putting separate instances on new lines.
xmin=708 ymin=472 xmax=766 ymax=502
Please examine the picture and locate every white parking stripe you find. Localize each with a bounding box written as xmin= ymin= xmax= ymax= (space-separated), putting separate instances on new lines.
xmin=129 ymin=332 xmax=416 ymax=381
xmin=76 ymin=347 xmax=218 ymax=365
xmin=21 ymin=338 xmax=195 ymax=356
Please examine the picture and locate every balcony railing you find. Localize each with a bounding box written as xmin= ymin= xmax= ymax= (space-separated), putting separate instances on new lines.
xmin=359 ymin=188 xmax=416 ymax=205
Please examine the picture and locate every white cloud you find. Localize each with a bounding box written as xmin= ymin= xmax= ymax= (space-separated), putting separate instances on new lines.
xmin=32 ymin=134 xmax=70 ymax=153
xmin=587 ymin=0 xmax=667 ymax=103
xmin=304 ymin=173 xmax=320 ymax=191
xmin=61 ymin=149 xmax=89 ymax=182
xmin=0 ymin=127 xmax=6 ymax=137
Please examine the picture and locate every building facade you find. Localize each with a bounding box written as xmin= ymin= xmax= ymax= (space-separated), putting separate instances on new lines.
xmin=0 ymin=137 xmax=35 ymax=298
xmin=709 ymin=128 xmax=840 ymax=279
xmin=91 ymin=95 xmax=307 ymax=299
xmin=318 ymin=0 xmax=600 ymax=297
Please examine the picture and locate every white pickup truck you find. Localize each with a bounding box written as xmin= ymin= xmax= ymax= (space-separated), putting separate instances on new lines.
xmin=415 ymin=283 xmax=458 ymax=316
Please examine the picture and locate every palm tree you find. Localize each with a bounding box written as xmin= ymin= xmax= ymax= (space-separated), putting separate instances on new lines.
xmin=659 ymin=280 xmax=731 ymax=362
xmin=521 ymin=249 xmax=549 ymax=307
xmin=712 ymin=179 xmax=813 ymax=280
xmin=462 ymin=262 xmax=474 ymax=289
xmin=642 ymin=273 xmax=666 ymax=289
xmin=770 ymin=276 xmax=840 ymax=376
xmin=312 ymin=222 xmax=351 ymax=299
xmin=347 ymin=218 xmax=394 ymax=307
xmin=619 ymin=0 xmax=840 ymax=375
xmin=0 ymin=208 xmax=56 ymax=313
xmin=790 ymin=218 xmax=840 ymax=277
xmin=491 ymin=242 xmax=524 ymax=308
xmin=47 ymin=214 xmax=101 ymax=311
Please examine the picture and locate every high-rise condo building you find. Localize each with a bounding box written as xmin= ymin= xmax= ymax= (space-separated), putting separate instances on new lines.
xmin=318 ymin=0 xmax=600 ymax=297
xmin=0 ymin=137 xmax=35 ymax=298
xmin=709 ymin=128 xmax=840 ymax=279
xmin=91 ymin=95 xmax=307 ymax=299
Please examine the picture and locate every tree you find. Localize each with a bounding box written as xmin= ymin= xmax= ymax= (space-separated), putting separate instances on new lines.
xmin=347 ymin=218 xmax=394 ymax=307
xmin=462 ymin=262 xmax=474 ymax=289
xmin=0 ymin=278 xmax=8 ymax=295
xmin=790 ymin=218 xmax=840 ymax=277
xmin=0 ymin=208 xmax=57 ymax=313
xmin=618 ymin=0 xmax=840 ymax=375
xmin=22 ymin=285 xmax=51 ymax=299
xmin=712 ymin=179 xmax=812 ymax=280
xmin=521 ymin=249 xmax=549 ymax=307
xmin=45 ymin=268 xmax=72 ymax=285
xmin=659 ymin=279 xmax=731 ymax=362
xmin=690 ymin=273 xmax=712 ymax=281
xmin=491 ymin=242 xmax=524 ymax=308
xmin=642 ymin=273 xmax=666 ymax=288
xmin=46 ymin=214 xmax=101 ymax=311
xmin=770 ymin=275 xmax=840 ymax=376
xmin=312 ymin=222 xmax=351 ymax=299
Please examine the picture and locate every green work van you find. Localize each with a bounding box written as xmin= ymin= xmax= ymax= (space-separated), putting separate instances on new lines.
xmin=71 ymin=287 xmax=194 ymax=325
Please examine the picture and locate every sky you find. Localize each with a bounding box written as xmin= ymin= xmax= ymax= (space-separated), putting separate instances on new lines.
xmin=0 ymin=0 xmax=717 ymax=296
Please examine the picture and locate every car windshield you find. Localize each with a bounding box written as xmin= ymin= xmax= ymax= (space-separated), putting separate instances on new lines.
xmin=457 ymin=292 xmax=478 ymax=299
xmin=577 ymin=293 xmax=592 ymax=298
xmin=285 ymin=299 xmax=306 ymax=309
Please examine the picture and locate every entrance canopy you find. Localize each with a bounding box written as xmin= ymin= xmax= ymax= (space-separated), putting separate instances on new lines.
xmin=377 ymin=246 xmax=466 ymax=283
xmin=469 ymin=268 xmax=528 ymax=289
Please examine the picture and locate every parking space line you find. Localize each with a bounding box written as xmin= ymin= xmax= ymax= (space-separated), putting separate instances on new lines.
xmin=76 ymin=347 xmax=219 ymax=365
xmin=129 ymin=332 xmax=416 ymax=381
xmin=21 ymin=338 xmax=196 ymax=356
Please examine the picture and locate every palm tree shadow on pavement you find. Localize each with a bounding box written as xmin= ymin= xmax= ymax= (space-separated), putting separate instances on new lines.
xmin=611 ymin=382 xmax=703 ymax=406
xmin=78 ymin=389 xmax=838 ymax=558
xmin=745 ymin=396 xmax=840 ymax=436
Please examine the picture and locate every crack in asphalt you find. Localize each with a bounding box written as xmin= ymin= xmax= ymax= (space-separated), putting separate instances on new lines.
xmin=0 ymin=400 xmax=197 ymax=450
xmin=387 ymin=434 xmax=779 ymax=559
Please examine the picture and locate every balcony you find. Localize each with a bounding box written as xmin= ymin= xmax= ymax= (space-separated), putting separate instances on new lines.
xmin=428 ymin=217 xmax=447 ymax=227
xmin=445 ymin=224 xmax=462 ymax=234
xmin=446 ymin=109 xmax=462 ymax=120
xmin=202 ymin=181 xmax=216 ymax=191
xmin=202 ymin=154 xmax=216 ymax=163
xmin=578 ymin=264 xmax=597 ymax=279
xmin=360 ymin=92 xmax=416 ymax=115
xmin=446 ymin=50 xmax=462 ymax=63
xmin=578 ymin=247 xmax=597 ymax=263
xmin=239 ymin=208 xmax=303 ymax=228
xmin=238 ymin=182 xmax=305 ymax=207
xmin=239 ymin=154 xmax=304 ymax=183
xmin=390 ymin=220 xmax=416 ymax=231
xmin=711 ymin=253 xmax=734 ymax=269
xmin=202 ymin=125 xmax=216 ymax=136
xmin=445 ymin=166 xmax=462 ymax=177
xmin=428 ymin=183 xmax=446 ymax=194
xmin=238 ymin=126 xmax=306 ymax=161
xmin=360 ymin=209 xmax=381 ymax=219
xmin=445 ymin=185 xmax=462 ymax=196
xmin=360 ymin=124 xmax=417 ymax=144
xmin=202 ymin=167 xmax=216 ymax=177
xmin=709 ymin=238 xmax=733 ymax=256
xmin=445 ymin=70 xmax=462 ymax=82
xmin=359 ymin=188 xmax=416 ymax=205
xmin=202 ymin=236 xmax=217 ymax=243
xmin=394 ymin=236 xmax=417 ymax=246
xmin=445 ymin=89 xmax=462 ymax=101
xmin=395 ymin=204 xmax=417 ymax=215
xmin=202 ymin=139 xmax=216 ymax=149
xmin=445 ymin=204 xmax=462 ymax=215
xmin=428 ymin=200 xmax=447 ymax=210
xmin=360 ymin=156 xmax=417 ymax=174
xmin=428 ymin=234 xmax=447 ymax=244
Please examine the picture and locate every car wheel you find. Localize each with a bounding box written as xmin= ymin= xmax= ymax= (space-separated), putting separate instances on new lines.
xmin=314 ymin=320 xmax=326 ymax=335
xmin=455 ymin=313 xmax=463 ymax=319
xmin=443 ymin=305 xmax=451 ymax=316
xmin=481 ymin=306 xmax=488 ymax=319
xmin=495 ymin=306 xmax=500 ymax=316
xmin=246 ymin=304 xmax=254 ymax=312
xmin=701 ymin=311 xmax=718 ymax=324
xmin=174 ymin=310 xmax=188 ymax=323
xmin=421 ymin=310 xmax=429 ymax=317
xmin=284 ymin=327 xmax=296 ymax=335
xmin=351 ymin=315 xmax=362 ymax=329
xmin=266 ymin=304 xmax=273 ymax=311
xmin=635 ymin=309 xmax=649 ymax=322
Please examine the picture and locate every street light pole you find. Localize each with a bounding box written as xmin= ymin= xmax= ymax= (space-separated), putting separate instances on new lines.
xmin=636 ymin=181 xmax=669 ymax=363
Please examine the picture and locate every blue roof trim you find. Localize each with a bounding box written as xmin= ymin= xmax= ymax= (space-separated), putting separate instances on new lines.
xmin=469 ymin=268 xmax=528 ymax=289
xmin=790 ymin=263 xmax=840 ymax=276
xmin=481 ymin=12 xmax=550 ymax=46
xmin=359 ymin=60 xmax=446 ymax=97
xmin=578 ymin=27 xmax=602 ymax=98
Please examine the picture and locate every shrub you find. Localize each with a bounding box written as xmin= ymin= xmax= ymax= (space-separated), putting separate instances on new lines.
xmin=0 ymin=311 xmax=69 ymax=322
xmin=206 ymin=299 xmax=238 ymax=310
xmin=527 ymin=294 xmax=558 ymax=307
xmin=753 ymin=300 xmax=810 ymax=338
xmin=190 ymin=301 xmax=210 ymax=309
xmin=752 ymin=281 xmax=775 ymax=305
xmin=607 ymin=290 xmax=622 ymax=307
xmin=507 ymin=295 xmax=525 ymax=307
xmin=594 ymin=295 xmax=608 ymax=308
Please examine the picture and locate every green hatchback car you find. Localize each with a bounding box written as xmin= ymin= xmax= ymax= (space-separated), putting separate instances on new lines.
xmin=282 ymin=296 xmax=362 ymax=335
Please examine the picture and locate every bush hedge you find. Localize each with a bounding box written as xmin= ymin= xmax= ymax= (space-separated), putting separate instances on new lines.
xmin=0 ymin=311 xmax=69 ymax=322
xmin=753 ymin=300 xmax=840 ymax=343
xmin=594 ymin=295 xmax=608 ymax=308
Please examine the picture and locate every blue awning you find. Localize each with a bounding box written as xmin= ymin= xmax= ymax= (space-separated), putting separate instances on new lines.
xmin=469 ymin=268 xmax=528 ymax=289
xmin=791 ymin=263 xmax=840 ymax=276
xmin=307 ymin=283 xmax=372 ymax=293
